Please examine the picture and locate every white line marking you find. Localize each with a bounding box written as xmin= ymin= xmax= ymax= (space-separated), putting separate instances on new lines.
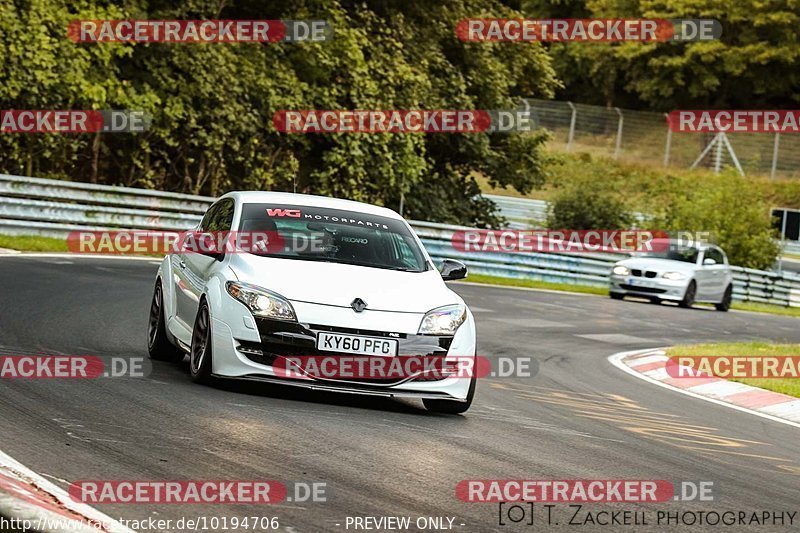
xmin=577 ymin=333 xmax=654 ymax=344
xmin=0 ymin=449 xmax=134 ymax=532
xmin=0 ymin=252 xmax=158 ymax=262
xmin=627 ymin=354 xmax=670 ymax=367
xmin=686 ymin=381 xmax=754 ymax=398
xmin=608 ymin=348 xmax=800 ymax=430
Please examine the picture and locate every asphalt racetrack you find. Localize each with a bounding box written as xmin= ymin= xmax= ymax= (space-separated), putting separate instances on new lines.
xmin=1 ymin=255 xmax=799 ymax=532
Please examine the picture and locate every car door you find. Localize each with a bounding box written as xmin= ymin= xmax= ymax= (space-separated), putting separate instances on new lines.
xmin=173 ymin=200 xmax=227 ymax=331
xmin=703 ymin=247 xmax=728 ymax=300
xmin=181 ymin=198 xmax=235 ymax=328
xmin=694 ymin=249 xmax=715 ymax=300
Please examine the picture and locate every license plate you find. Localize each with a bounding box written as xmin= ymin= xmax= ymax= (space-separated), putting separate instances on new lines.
xmin=628 ymin=278 xmax=651 ymax=287
xmin=316 ymin=332 xmax=398 ymax=357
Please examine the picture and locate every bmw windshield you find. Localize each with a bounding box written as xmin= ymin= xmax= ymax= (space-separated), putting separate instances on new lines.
xmin=237 ymin=203 xmax=429 ymax=272
xmin=639 ymin=246 xmax=700 ymax=264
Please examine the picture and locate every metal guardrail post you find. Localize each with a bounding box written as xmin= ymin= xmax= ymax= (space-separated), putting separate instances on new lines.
xmin=771 ymin=132 xmax=780 ymax=180
xmin=566 ymin=102 xmax=577 ymax=152
xmin=613 ymin=107 xmax=623 ymax=160
xmin=663 ymin=113 xmax=672 ymax=167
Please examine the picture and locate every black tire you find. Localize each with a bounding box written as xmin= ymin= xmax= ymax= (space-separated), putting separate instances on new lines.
xmin=423 ymin=374 xmax=476 ymax=414
xmin=679 ymin=280 xmax=696 ymax=308
xmin=715 ymin=285 xmax=732 ymax=312
xmin=189 ymin=300 xmax=214 ymax=384
xmin=609 ymin=292 xmax=624 ymax=300
xmin=147 ymin=280 xmax=185 ymax=362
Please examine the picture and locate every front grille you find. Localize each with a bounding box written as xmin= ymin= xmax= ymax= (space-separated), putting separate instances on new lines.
xmin=644 ymin=271 xmax=657 ymax=278
xmin=631 ymin=269 xmax=642 ymax=277
xmin=630 ymin=269 xmax=657 ymax=278
xmin=620 ymin=284 xmax=666 ymax=294
xmin=309 ymin=324 xmax=407 ymax=339
xmin=236 ymin=319 xmax=456 ymax=385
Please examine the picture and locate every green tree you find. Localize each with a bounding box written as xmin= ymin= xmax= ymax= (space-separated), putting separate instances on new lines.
xmin=0 ymin=0 xmax=558 ymax=227
xmin=524 ymin=0 xmax=800 ymax=110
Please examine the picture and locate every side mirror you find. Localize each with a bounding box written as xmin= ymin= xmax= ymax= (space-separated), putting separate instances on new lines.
xmin=703 ymin=257 xmax=717 ymax=266
xmin=184 ymin=231 xmax=224 ymax=261
xmin=440 ymin=259 xmax=467 ymax=281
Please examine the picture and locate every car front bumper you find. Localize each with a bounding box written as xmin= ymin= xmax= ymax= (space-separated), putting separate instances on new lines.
xmin=208 ymin=296 xmax=477 ymax=402
xmin=609 ymin=274 xmax=690 ymax=301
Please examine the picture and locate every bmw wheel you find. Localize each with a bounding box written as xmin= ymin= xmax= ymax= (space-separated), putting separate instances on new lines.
xmin=715 ymin=285 xmax=732 ymax=312
xmin=679 ymin=280 xmax=696 ymax=308
xmin=190 ymin=300 xmax=214 ymax=384
xmin=147 ymin=280 xmax=185 ymax=363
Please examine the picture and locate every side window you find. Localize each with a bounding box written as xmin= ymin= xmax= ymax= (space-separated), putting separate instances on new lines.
xmin=709 ymin=248 xmax=725 ymax=265
xmin=389 ymin=233 xmax=425 ymax=269
xmin=199 ymin=205 xmax=216 ymax=232
xmin=202 ymin=199 xmax=235 ymax=232
xmin=392 ymin=234 xmax=415 ymax=264
xmin=707 ymin=248 xmax=725 ymax=265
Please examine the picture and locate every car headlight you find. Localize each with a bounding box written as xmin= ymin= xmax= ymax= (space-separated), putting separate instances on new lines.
xmin=418 ymin=304 xmax=467 ymax=335
xmin=662 ymin=272 xmax=687 ymax=280
xmin=225 ymin=281 xmax=297 ymax=321
xmin=612 ymin=265 xmax=630 ymax=276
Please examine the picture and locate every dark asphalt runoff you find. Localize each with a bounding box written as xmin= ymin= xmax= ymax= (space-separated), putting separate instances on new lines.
xmin=1 ymin=255 xmax=799 ymax=533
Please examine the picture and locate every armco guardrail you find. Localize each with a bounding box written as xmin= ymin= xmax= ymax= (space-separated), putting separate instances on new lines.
xmin=1 ymin=173 xmax=799 ymax=307
xmin=484 ymin=194 xmax=547 ymax=229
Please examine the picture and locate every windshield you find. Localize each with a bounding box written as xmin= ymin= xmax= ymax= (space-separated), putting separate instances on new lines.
xmin=639 ymin=246 xmax=700 ymax=264
xmin=237 ymin=203 xmax=429 ymax=272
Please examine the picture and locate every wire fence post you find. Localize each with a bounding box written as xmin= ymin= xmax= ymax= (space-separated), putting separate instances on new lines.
xmin=663 ymin=113 xmax=672 ymax=167
xmin=771 ymin=132 xmax=781 ymax=179
xmin=613 ymin=107 xmax=623 ymax=159
xmin=566 ymin=101 xmax=576 ymax=151
xmin=713 ymin=133 xmax=723 ymax=173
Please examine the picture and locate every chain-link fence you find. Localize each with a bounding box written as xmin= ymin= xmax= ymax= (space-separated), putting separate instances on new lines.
xmin=524 ymin=98 xmax=800 ymax=179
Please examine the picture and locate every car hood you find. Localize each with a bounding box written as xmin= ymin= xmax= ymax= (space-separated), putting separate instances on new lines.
xmin=229 ymin=255 xmax=462 ymax=313
xmin=616 ymin=257 xmax=698 ymax=274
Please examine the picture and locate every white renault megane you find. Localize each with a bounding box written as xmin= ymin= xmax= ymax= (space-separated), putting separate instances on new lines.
xmin=147 ymin=192 xmax=477 ymax=413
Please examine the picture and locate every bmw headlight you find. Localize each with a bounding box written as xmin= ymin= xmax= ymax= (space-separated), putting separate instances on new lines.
xmin=418 ymin=304 xmax=467 ymax=335
xmin=662 ymin=272 xmax=687 ymax=280
xmin=612 ymin=265 xmax=630 ymax=276
xmin=226 ymin=281 xmax=297 ymax=321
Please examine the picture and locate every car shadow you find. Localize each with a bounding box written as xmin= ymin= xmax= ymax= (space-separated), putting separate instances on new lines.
xmin=621 ymin=296 xmax=718 ymax=312
xmin=160 ymin=359 xmax=471 ymax=417
xmin=213 ymin=376 xmax=429 ymax=414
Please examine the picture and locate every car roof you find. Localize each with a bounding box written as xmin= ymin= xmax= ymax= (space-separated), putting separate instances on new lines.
xmin=218 ymin=191 xmax=403 ymax=220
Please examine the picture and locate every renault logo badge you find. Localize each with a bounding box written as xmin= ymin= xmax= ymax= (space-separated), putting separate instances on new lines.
xmin=351 ymin=298 xmax=367 ymax=313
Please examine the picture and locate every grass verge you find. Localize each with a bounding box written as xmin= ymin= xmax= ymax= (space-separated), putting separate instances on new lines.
xmin=0 ymin=234 xmax=68 ymax=252
xmin=462 ymin=274 xmax=606 ymax=295
xmin=463 ymin=274 xmax=800 ymax=317
xmin=665 ymin=342 xmax=800 ymax=398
